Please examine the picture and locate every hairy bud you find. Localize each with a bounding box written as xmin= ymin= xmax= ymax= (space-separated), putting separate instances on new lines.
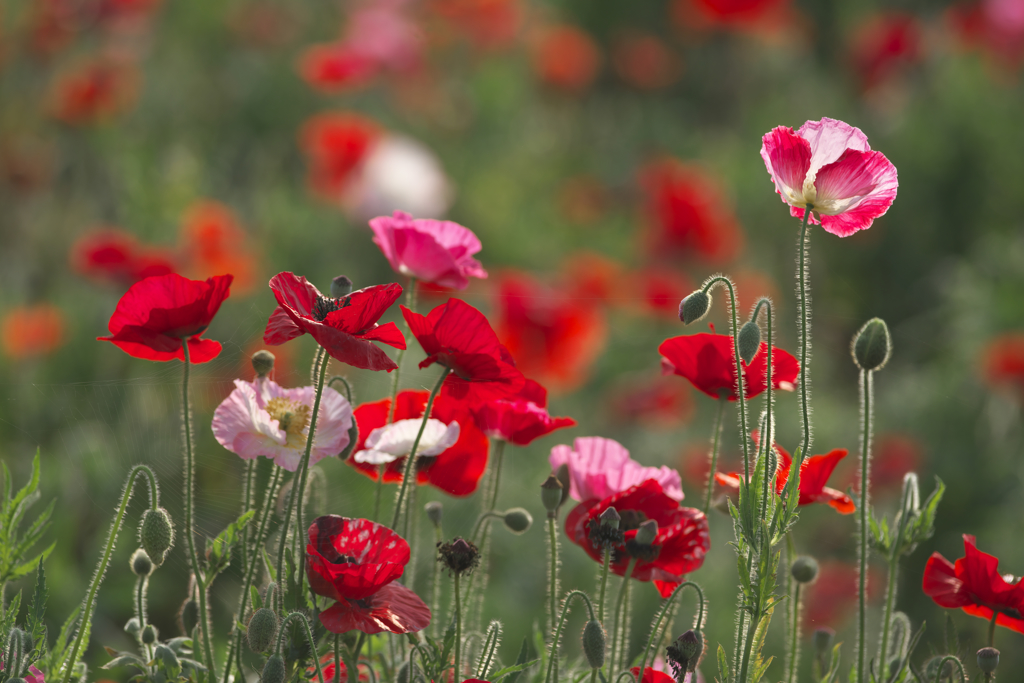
xmin=582 ymin=620 xmax=606 ymax=669
xmin=977 ymin=647 xmax=999 ymax=674
xmin=331 ymin=275 xmax=354 ymax=298
xmin=634 ymin=519 xmax=658 ymax=546
xmin=791 ymin=556 xmax=819 ymax=584
xmin=541 ymin=475 xmax=563 ymax=516
xmin=131 ymin=548 xmax=153 ymax=577
xmin=424 ymin=501 xmax=443 ymax=528
xmin=179 ymin=599 xmax=199 ymax=637
xmin=125 ymin=617 xmax=142 ymax=636
xmin=262 ymin=654 xmax=286 ymax=683
xmin=141 ymin=625 xmax=158 ymax=645
xmin=247 ymin=608 xmax=278 ymax=653
xmin=503 ymin=508 xmax=533 ymax=535
xmin=851 ymin=318 xmax=892 ymax=371
xmin=139 ymin=508 xmax=175 ymax=566
xmin=251 ymin=350 xmax=275 ymax=378
xmin=738 ymin=320 xmax=762 ymax=365
xmin=679 ymin=291 xmax=711 ymax=325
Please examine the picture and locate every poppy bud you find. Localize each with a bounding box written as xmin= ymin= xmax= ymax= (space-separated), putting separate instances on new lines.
xmin=635 ymin=519 xmax=658 ymax=546
xmin=812 ymin=627 xmax=834 ymax=655
xmin=247 ymin=607 xmax=278 ymax=653
xmin=125 ymin=617 xmax=141 ymax=636
xmin=555 ymin=464 xmax=572 ymax=509
xmin=331 ymin=275 xmax=354 ymax=298
xmin=679 ymin=291 xmax=711 ymax=325
xmin=179 ymin=599 xmax=199 ymax=636
xmin=738 ymin=320 xmax=762 ymax=365
xmin=262 ymin=654 xmax=287 ymax=683
xmin=425 ymin=501 xmax=443 ymax=528
xmin=791 ymin=556 xmax=819 ymax=584
xmin=541 ymin=475 xmax=563 ymax=516
xmin=977 ymin=647 xmax=999 ymax=674
xmin=251 ymin=350 xmax=275 ymax=377
xmin=851 ymin=318 xmax=892 ymax=372
xmin=438 ymin=537 xmax=480 ymax=576
xmin=139 ymin=508 xmax=175 ymax=566
xmin=599 ymin=507 xmax=621 ymax=529
xmin=131 ymin=548 xmax=153 ymax=577
xmin=141 ymin=624 xmax=158 ymax=645
xmin=765 ymin=447 xmax=778 ymax=482
xmin=667 ymin=629 xmax=703 ymax=675
xmin=503 ymin=508 xmax=533 ymax=535
xmin=582 ymin=620 xmax=605 ymax=669
xmin=155 ymin=644 xmax=180 ymax=672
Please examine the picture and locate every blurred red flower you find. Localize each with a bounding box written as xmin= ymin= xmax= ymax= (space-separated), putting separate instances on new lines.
xmin=495 ymin=271 xmax=607 ymax=394
xmin=560 ymin=251 xmax=622 ymax=304
xmin=982 ymin=332 xmax=1024 ymax=392
xmin=403 ymin=297 xmax=526 ymax=403
xmin=472 ymin=379 xmax=576 ymax=445
xmin=49 ymin=56 xmax=139 ymax=125
xmin=298 ymin=44 xmax=377 ymax=92
xmin=630 ymin=668 xmax=675 ymax=683
xmin=923 ymin=534 xmax=1024 ymax=634
xmin=947 ymin=0 xmax=1024 ymax=71
xmin=299 ymin=112 xmax=381 ymax=201
xmin=1 ymin=304 xmax=66 ymax=360
xmin=307 ymin=654 xmax=369 ymax=683
xmin=626 ymin=266 xmax=694 ymax=319
xmin=179 ymin=201 xmax=258 ymax=294
xmin=264 ymin=272 xmax=406 ymax=372
xmin=98 ymin=273 xmax=232 ymax=363
xmin=347 ymin=389 xmax=490 ymax=496
xmin=612 ymin=32 xmax=682 ymax=90
xmin=531 ymin=25 xmax=601 ymax=93
xmin=306 ymin=515 xmax=430 ymax=634
xmin=671 ymin=0 xmax=791 ymax=32
xmin=608 ymin=373 xmax=693 ymax=429
xmin=430 ymin=0 xmax=523 ymax=51
xmin=638 ymin=159 xmax=743 ymax=264
xmin=71 ymin=228 xmax=177 ymax=286
xmin=659 ymin=332 xmax=799 ymax=400
xmin=804 ymin=561 xmax=882 ymax=632
xmin=848 ymin=13 xmax=923 ymax=92
xmin=565 ymin=479 xmax=710 ymax=597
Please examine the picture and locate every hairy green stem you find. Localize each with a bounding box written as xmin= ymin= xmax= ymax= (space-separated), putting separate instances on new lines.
xmin=703 ymin=398 xmax=727 ymax=515
xmin=548 ymin=515 xmax=560 ymax=637
xmin=275 ymin=613 xmax=325 ymax=683
xmin=856 ymin=369 xmax=874 ymax=683
xmin=373 ymin=465 xmax=385 ymax=522
xmin=796 ymin=208 xmax=813 ymax=463
xmin=932 ymin=655 xmax=966 ymax=683
xmin=241 ymin=458 xmax=256 ymax=577
xmin=786 ymin=582 xmax=802 ymax=683
xmin=636 ymin=582 xmax=705 ymax=682
xmin=608 ymin=558 xmax=637 ymax=677
xmin=135 ymin=572 xmax=152 ymax=670
xmin=454 ymin=573 xmax=463 ymax=682
xmin=877 ymin=480 xmax=915 ymax=681
xmin=544 ymin=590 xmax=596 ymax=683
xmin=988 ymin=611 xmax=997 ymax=647
xmin=599 ymin=548 xmax=611 ymax=624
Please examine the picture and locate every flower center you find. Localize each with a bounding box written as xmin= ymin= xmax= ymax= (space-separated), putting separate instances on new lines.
xmin=265 ymin=397 xmax=311 ymax=436
xmin=618 ymin=509 xmax=648 ymax=531
xmin=312 ymin=295 xmax=352 ymax=322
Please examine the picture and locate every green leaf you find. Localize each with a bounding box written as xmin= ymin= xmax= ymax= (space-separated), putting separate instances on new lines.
xmin=506 ymin=637 xmax=531 ymax=683
xmin=27 ymin=557 xmax=49 ymax=648
xmin=3 ymin=589 xmax=22 ymax=632
xmin=716 ymin=643 xmax=730 ymax=683
xmin=102 ymin=653 xmax=149 ymax=670
xmin=490 ymin=660 xmax=539 ymax=683
xmin=819 ymin=643 xmax=843 ymax=683
xmin=261 ymin=547 xmax=277 ymax=584
xmin=250 ymin=585 xmax=262 ymax=611
xmin=9 ymin=542 xmax=56 ymax=581
xmin=205 ymin=510 xmax=255 ymax=576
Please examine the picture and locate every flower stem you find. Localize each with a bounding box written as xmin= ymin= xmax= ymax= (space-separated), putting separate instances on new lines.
xmin=547 ymin=515 xmax=560 ymax=637
xmin=391 ymin=368 xmax=451 ymax=532
xmin=598 ymin=547 xmax=611 ymax=624
xmin=334 ymin=633 xmax=342 ymax=683
xmin=544 ymin=590 xmax=597 ymax=683
xmin=488 ymin=439 xmax=506 ymax=512
xmin=856 ymin=369 xmax=874 ymax=683
xmin=454 ymin=573 xmax=463 ymax=682
xmin=785 ymin=582 xmax=802 ymax=683
xmin=276 ymin=613 xmax=325 ymax=683
xmin=608 ymin=558 xmax=637 ymax=677
xmin=703 ymin=398 xmax=727 ymax=515
xmin=136 ymin=575 xmax=152 ymax=671
xmin=988 ymin=611 xmax=997 ymax=647
xmin=877 ymin=480 xmax=914 ymax=682
xmin=373 ymin=465 xmax=385 ymax=522
xmin=240 ymin=458 xmax=256 ymax=577
xmin=636 ymin=582 xmax=705 ymax=682
xmin=796 ymin=208 xmax=813 ymax=463
xmin=932 ymin=655 xmax=966 ymax=683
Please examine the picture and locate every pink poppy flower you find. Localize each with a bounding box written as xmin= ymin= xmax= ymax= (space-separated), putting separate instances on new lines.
xmin=369 ymin=211 xmax=487 ymax=290
xmin=549 ymin=436 xmax=684 ymax=502
xmin=760 ymin=117 xmax=898 ymax=237
xmin=212 ymin=377 xmax=354 ymax=471
xmin=472 ymin=379 xmax=576 ymax=445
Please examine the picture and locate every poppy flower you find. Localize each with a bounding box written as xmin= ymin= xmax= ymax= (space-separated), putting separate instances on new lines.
xmin=630 ymin=667 xmax=676 ymax=683
xmin=299 ymin=112 xmax=381 ymax=202
xmin=345 ymin=135 xmax=455 ymax=221
xmin=212 ymin=377 xmax=354 ymax=471
xmin=626 ymin=266 xmax=694 ymax=319
xmin=1 ymin=304 xmax=66 ymax=360
xmin=659 ymin=332 xmax=799 ymax=401
xmin=670 ymin=0 xmax=790 ymax=33
xmin=531 ymin=25 xmax=601 ymax=93
xmin=637 ymin=159 xmax=743 ymax=264
xmin=71 ymin=229 xmax=178 ymax=286
xmin=402 ymin=298 xmax=525 ymax=403
xmin=49 ymin=56 xmax=139 ymax=125
xmin=946 ymin=0 xmax=1024 ymax=71
xmin=306 ymin=515 xmax=430 ymax=634
xmin=848 ymin=13 xmax=923 ymax=92
xmin=565 ymin=479 xmax=709 ymax=597
xmin=560 ymin=251 xmax=622 ymax=304
xmin=715 ymin=443 xmax=854 ymax=514
xmin=923 ymin=534 xmax=1024 ymax=634
xmin=354 ymin=418 xmax=460 ymax=465
xmin=263 ymin=272 xmax=405 ymax=372
xmin=369 ymin=211 xmax=488 ymax=290
xmin=179 ymin=201 xmax=258 ymax=294
xmin=982 ymin=332 xmax=1024 ymax=392
xmin=760 ymin=117 xmax=899 ymax=237
xmin=472 ymin=379 xmax=576 ymax=446
xmin=494 ymin=271 xmax=606 ymax=394
xmin=607 ymin=374 xmax=692 ymax=429
xmin=430 ymin=0 xmax=523 ymax=51
xmin=549 ymin=436 xmax=683 ymax=503
xmin=612 ymin=32 xmax=682 ymax=90
xmin=346 ymin=390 xmax=489 ymax=496
xmin=98 ymin=273 xmax=232 ymax=363
xmin=307 ymin=654 xmax=369 ymax=683
xmin=298 ymin=44 xmax=379 ymax=92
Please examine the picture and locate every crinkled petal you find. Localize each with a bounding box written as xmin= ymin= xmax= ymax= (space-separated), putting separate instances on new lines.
xmin=319 ymin=583 xmax=430 ymax=635
xmin=798 ymin=117 xmax=871 ymax=177
xmin=263 ymin=305 xmax=306 ymax=345
xmin=760 ymin=126 xmax=811 ymax=207
xmin=323 ymin=283 xmax=403 ymax=336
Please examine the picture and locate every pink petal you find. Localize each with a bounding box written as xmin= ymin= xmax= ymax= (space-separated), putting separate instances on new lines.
xmin=814 ymin=149 xmax=898 ymax=236
xmin=760 ymin=126 xmax=811 ymax=205
xmin=798 ymin=117 xmax=871 ymax=177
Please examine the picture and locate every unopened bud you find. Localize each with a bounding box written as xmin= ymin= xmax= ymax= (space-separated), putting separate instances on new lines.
xmin=977 ymin=647 xmax=999 ymax=674
xmin=635 ymin=519 xmax=658 ymax=546
xmin=503 ymin=508 xmax=533 ymax=535
xmin=262 ymin=654 xmax=286 ymax=683
xmin=679 ymin=291 xmax=711 ymax=325
xmin=247 ymin=607 xmax=278 ymax=653
xmin=251 ymin=350 xmax=275 ymax=377
xmin=599 ymin=507 xmax=621 ymax=529
xmin=141 ymin=624 xmax=157 ymax=645
xmin=555 ymin=464 xmax=571 ymax=509
xmin=541 ymin=475 xmax=563 ymax=515
xmin=667 ymin=629 xmax=703 ymax=674
xmin=179 ymin=599 xmax=199 ymax=636
xmin=851 ymin=318 xmax=892 ymax=372
xmin=131 ymin=548 xmax=153 ymax=577
xmin=738 ymin=320 xmax=762 ymax=365
xmin=765 ymin=447 xmax=778 ymax=481
xmin=812 ymin=627 xmax=834 ymax=655
xmin=139 ymin=508 xmax=175 ymax=566
xmin=424 ymin=501 xmax=443 ymax=527
xmin=791 ymin=556 xmax=819 ymax=584
xmin=331 ymin=275 xmax=354 ymax=298
xmin=582 ymin=620 xmax=606 ymax=669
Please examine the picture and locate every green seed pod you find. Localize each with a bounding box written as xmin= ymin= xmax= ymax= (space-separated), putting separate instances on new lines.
xmin=791 ymin=556 xmax=819 ymax=584
xmin=599 ymin=507 xmax=620 ymax=529
xmin=252 ymin=350 xmax=275 ymax=378
xmin=139 ymin=508 xmax=175 ymax=566
xmin=141 ymin=624 xmax=158 ymax=645
xmin=155 ymin=644 xmax=180 ymax=672
xmin=679 ymin=291 xmax=711 ymax=325
xmin=851 ymin=317 xmax=892 ymax=371
xmin=737 ymin=320 xmax=762 ymax=365
xmin=262 ymin=654 xmax=286 ymax=683
xmin=331 ymin=275 xmax=354 ymax=298
xmin=424 ymin=501 xmax=443 ymax=527
xmin=634 ymin=519 xmax=658 ymax=546
xmin=180 ymin=599 xmax=199 ymax=637
xmin=247 ymin=608 xmax=279 ymax=653
xmin=582 ymin=620 xmax=606 ymax=669
xmin=977 ymin=647 xmax=999 ymax=674
xmin=540 ymin=475 xmax=563 ymax=515
xmin=131 ymin=548 xmax=153 ymax=577
xmin=503 ymin=508 xmax=533 ymax=535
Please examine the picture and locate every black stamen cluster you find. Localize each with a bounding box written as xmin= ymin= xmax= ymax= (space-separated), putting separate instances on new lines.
xmin=312 ymin=295 xmax=353 ymax=322
xmin=437 ymin=537 xmax=480 ymax=576
xmin=588 ymin=520 xmax=624 ymax=550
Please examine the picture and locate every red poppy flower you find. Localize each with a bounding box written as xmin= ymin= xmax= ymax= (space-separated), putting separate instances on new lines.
xmin=565 ymin=479 xmax=710 ymax=597
xmin=346 ymin=389 xmax=489 ymax=496
xmin=71 ymin=229 xmax=178 ymax=286
xmin=306 ymin=515 xmax=430 ymax=634
xmin=402 ymin=298 xmax=525 ymax=403
xmin=308 ymin=654 xmax=369 ymax=683
xmin=923 ymin=534 xmax=1024 ymax=634
xmin=659 ymin=332 xmax=799 ymax=401
xmin=298 ymin=43 xmax=378 ymax=93
xmin=804 ymin=561 xmax=882 ymax=632
xmin=179 ymin=201 xmax=258 ymax=294
xmin=560 ymin=251 xmax=622 ymax=304
xmin=98 ymin=273 xmax=232 ymax=363
xmin=671 ymin=0 xmax=790 ymax=32
xmin=494 ymin=271 xmax=606 ymax=394
xmin=637 ymin=159 xmax=743 ymax=264
xmin=430 ymin=0 xmax=523 ymax=51
xmin=630 ymin=668 xmax=675 ymax=683
xmin=715 ymin=443 xmax=854 ymax=514
xmin=49 ymin=56 xmax=139 ymax=125
xmin=612 ymin=32 xmax=682 ymax=90
xmin=299 ymin=112 xmax=381 ymax=202
xmin=848 ymin=13 xmax=923 ymax=92
xmin=1 ymin=304 xmax=66 ymax=360
xmin=264 ymin=272 xmax=405 ymax=372
xmin=531 ymin=25 xmax=601 ymax=93
xmin=608 ymin=374 xmax=692 ymax=429
xmin=982 ymin=332 xmax=1024 ymax=392
xmin=472 ymin=379 xmax=576 ymax=446
xmin=626 ymin=266 xmax=694 ymax=319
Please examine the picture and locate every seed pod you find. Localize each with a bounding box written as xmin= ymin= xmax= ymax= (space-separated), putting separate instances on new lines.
xmin=124 ymin=617 xmax=142 ymax=636
xmin=851 ymin=318 xmax=892 ymax=371
xmin=252 ymin=350 xmax=275 ymax=377
xmin=247 ymin=608 xmax=279 ymax=653
xmin=540 ymin=475 xmax=563 ymax=515
xmin=131 ymin=548 xmax=153 ymax=577
xmin=139 ymin=508 xmax=175 ymax=566
xmin=977 ymin=647 xmax=999 ymax=674
xmin=262 ymin=654 xmax=286 ymax=683
xmin=635 ymin=519 xmax=658 ymax=546
xmin=424 ymin=501 xmax=443 ymax=527
xmin=738 ymin=320 xmax=762 ymax=365
xmin=331 ymin=275 xmax=354 ymax=298
xmin=599 ymin=507 xmax=621 ymax=529
xmin=791 ymin=556 xmax=819 ymax=584
xmin=503 ymin=508 xmax=533 ymax=535
xmin=582 ymin=620 xmax=606 ymax=669
xmin=437 ymin=537 xmax=480 ymax=576
xmin=180 ymin=599 xmax=199 ymax=636
xmin=679 ymin=291 xmax=711 ymax=325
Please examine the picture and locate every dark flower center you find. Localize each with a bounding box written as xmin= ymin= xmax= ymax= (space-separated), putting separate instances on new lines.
xmin=313 ymin=295 xmax=351 ymax=322
xmin=619 ymin=509 xmax=648 ymax=531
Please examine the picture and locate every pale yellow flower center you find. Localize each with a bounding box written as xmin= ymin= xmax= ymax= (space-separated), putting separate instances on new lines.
xmin=265 ymin=398 xmax=311 ymax=437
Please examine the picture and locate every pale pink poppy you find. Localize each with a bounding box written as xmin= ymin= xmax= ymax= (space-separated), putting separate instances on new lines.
xmin=353 ymin=417 xmax=460 ymax=465
xmin=213 ymin=377 xmax=353 ymax=471
xmin=369 ymin=210 xmax=487 ymax=289
xmin=549 ymin=436 xmax=684 ymax=502
xmin=760 ymin=117 xmax=898 ymax=237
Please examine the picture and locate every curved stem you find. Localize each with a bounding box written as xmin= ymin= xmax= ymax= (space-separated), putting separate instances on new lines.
xmin=328 ymin=376 xmax=353 ymax=403
xmin=636 ymin=582 xmax=705 ymax=682
xmin=544 ymin=590 xmax=597 ymax=683
xmin=470 ymin=512 xmax=505 ymax=544
xmin=856 ymin=370 xmax=874 ymax=683
xmin=608 ymin=558 xmax=638 ymax=677
xmin=391 ymin=368 xmax=450 ymax=532
xmin=276 ymin=613 xmax=325 ymax=683
xmin=703 ymin=399 xmax=727 ymax=515
xmin=932 ymin=655 xmax=966 ymax=683
xmin=796 ymin=208 xmax=813 ymax=463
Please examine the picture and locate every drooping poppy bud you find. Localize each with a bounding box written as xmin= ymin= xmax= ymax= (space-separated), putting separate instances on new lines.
xmin=503 ymin=508 xmax=533 ymax=535
xmin=738 ymin=320 xmax=762 ymax=365
xmin=179 ymin=599 xmax=199 ymax=636
xmin=139 ymin=508 xmax=175 ymax=565
xmin=131 ymin=548 xmax=153 ymax=577
xmin=425 ymin=501 xmax=443 ymax=528
xmin=678 ymin=290 xmax=711 ymax=325
xmin=582 ymin=620 xmax=606 ymax=669
xmin=851 ymin=317 xmax=892 ymax=371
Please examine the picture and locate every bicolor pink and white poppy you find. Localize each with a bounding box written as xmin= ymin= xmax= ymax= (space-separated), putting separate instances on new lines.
xmin=549 ymin=436 xmax=684 ymax=502
xmin=353 ymin=418 xmax=460 ymax=465
xmin=760 ymin=117 xmax=898 ymax=237
xmin=213 ymin=377 xmax=353 ymax=471
xmin=369 ymin=211 xmax=487 ymax=290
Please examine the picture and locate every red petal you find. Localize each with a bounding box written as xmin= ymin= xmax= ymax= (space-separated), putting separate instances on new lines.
xmin=922 ymin=552 xmax=971 ymax=609
xmin=356 ymin=321 xmax=407 ymax=350
xmin=799 ymin=449 xmax=848 ymax=496
xmin=323 ymin=283 xmax=403 ymax=335
xmin=630 ymin=667 xmax=675 ymax=683
xmin=818 ymin=487 xmax=856 ymax=515
xmin=264 ymin=305 xmax=305 ymax=345
xmin=319 ymin=583 xmax=430 ymax=635
xmin=269 ymin=271 xmax=321 ymax=319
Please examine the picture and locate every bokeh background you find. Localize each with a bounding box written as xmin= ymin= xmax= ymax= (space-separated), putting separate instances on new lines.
xmin=2 ymin=0 xmax=1024 ymax=680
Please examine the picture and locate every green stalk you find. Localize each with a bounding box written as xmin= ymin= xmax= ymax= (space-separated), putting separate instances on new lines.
xmin=795 ymin=208 xmax=814 ymax=464
xmin=373 ymin=465 xmax=385 ymax=522
xmin=276 ymin=613 xmax=325 ymax=683
xmin=487 ymin=439 xmax=506 ymax=512
xmin=431 ymin=526 xmax=443 ymax=638
xmin=987 ymin=611 xmax=997 ymax=647
xmin=136 ymin=575 xmax=152 ymax=671
xmin=608 ymin=558 xmax=637 ymax=677
xmin=454 ymin=573 xmax=463 ymax=682
xmin=544 ymin=590 xmax=596 ymax=683
xmin=240 ymin=459 xmax=256 ymax=577
xmin=703 ymin=398 xmax=727 ymax=515
xmin=598 ymin=548 xmax=611 ymax=624
xmin=877 ymin=481 xmax=915 ymax=681
xmin=785 ymin=582 xmax=802 ymax=683
xmin=932 ymin=656 xmax=966 ymax=683
xmin=548 ymin=515 xmax=560 ymax=637
xmin=856 ymin=369 xmax=874 ymax=683
xmin=334 ymin=633 xmax=342 ymax=683
xmin=636 ymin=582 xmax=705 ymax=681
